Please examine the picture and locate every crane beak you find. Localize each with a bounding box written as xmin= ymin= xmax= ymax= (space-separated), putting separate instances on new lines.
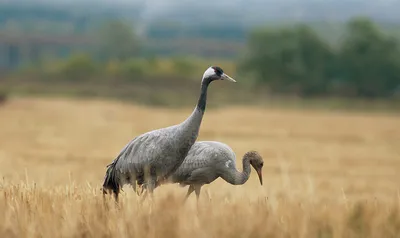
xmin=256 ymin=168 xmax=263 ymax=185
xmin=221 ymin=73 xmax=236 ymax=82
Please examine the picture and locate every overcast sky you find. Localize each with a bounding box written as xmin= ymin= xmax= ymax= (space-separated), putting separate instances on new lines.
xmin=4 ymin=0 xmax=400 ymax=23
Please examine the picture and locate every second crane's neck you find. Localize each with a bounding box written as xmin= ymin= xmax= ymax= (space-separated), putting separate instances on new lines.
xmin=223 ymin=157 xmax=252 ymax=185
xmin=238 ymin=157 xmax=252 ymax=184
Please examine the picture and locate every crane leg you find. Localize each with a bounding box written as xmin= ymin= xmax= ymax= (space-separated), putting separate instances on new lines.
xmin=140 ymin=179 xmax=155 ymax=203
xmin=184 ymin=185 xmax=195 ymax=203
xmin=147 ymin=180 xmax=155 ymax=194
xmin=194 ymin=185 xmax=201 ymax=201
xmin=102 ymin=190 xmax=108 ymax=209
xmin=142 ymin=166 xmax=157 ymax=200
xmin=194 ymin=185 xmax=202 ymax=211
xmin=131 ymin=183 xmax=139 ymax=195
xmin=114 ymin=191 xmax=119 ymax=203
xmin=140 ymin=189 xmax=148 ymax=202
xmin=139 ymin=185 xmax=145 ymax=195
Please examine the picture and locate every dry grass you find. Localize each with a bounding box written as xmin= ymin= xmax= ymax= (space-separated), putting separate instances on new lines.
xmin=0 ymin=97 xmax=399 ymax=238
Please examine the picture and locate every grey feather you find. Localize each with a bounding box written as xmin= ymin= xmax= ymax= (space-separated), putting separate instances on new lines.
xmin=140 ymin=141 xmax=264 ymax=202
xmin=102 ymin=66 xmax=237 ymax=201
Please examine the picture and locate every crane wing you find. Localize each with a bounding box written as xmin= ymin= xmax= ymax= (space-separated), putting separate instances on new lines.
xmin=184 ymin=167 xmax=216 ymax=184
xmin=171 ymin=141 xmax=236 ymax=184
xmin=112 ymin=126 xmax=180 ymax=175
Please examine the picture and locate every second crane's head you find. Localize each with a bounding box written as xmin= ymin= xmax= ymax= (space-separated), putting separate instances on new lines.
xmin=246 ymin=151 xmax=264 ymax=185
xmin=202 ymin=66 xmax=236 ymax=85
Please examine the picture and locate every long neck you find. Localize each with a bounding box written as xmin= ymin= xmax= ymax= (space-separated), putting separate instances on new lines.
xmin=179 ymin=80 xmax=211 ymax=144
xmin=197 ymin=80 xmax=210 ymax=112
xmin=223 ymin=157 xmax=252 ymax=185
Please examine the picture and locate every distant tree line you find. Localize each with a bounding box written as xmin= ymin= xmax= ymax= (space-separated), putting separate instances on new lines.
xmin=88 ymin=17 xmax=400 ymax=99
xmin=2 ymin=14 xmax=400 ymax=100
xmin=240 ymin=17 xmax=400 ymax=99
xmin=146 ymin=22 xmax=248 ymax=41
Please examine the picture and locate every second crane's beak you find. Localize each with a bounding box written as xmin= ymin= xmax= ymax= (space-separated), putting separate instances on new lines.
xmin=221 ymin=73 xmax=236 ymax=82
xmin=256 ymin=168 xmax=263 ymax=185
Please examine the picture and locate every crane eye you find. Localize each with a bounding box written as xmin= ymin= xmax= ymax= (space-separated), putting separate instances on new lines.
xmin=212 ymin=66 xmax=223 ymax=76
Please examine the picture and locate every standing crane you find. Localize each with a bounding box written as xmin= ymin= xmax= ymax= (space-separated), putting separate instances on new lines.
xmin=139 ymin=141 xmax=264 ymax=202
xmin=102 ymin=67 xmax=236 ymax=201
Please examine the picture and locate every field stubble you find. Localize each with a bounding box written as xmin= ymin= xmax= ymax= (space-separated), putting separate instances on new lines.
xmin=0 ymin=97 xmax=399 ymax=237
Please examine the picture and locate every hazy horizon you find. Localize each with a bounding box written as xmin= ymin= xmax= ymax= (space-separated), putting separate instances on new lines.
xmin=3 ymin=0 xmax=400 ymax=24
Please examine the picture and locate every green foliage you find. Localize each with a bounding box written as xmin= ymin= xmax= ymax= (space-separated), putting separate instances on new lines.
xmin=59 ymin=53 xmax=96 ymax=80
xmin=242 ymin=24 xmax=335 ymax=96
xmin=0 ymin=90 xmax=8 ymax=105
xmin=28 ymin=54 xmax=236 ymax=83
xmin=118 ymin=59 xmax=146 ymax=80
xmin=241 ymin=18 xmax=400 ymax=99
xmin=337 ymin=17 xmax=400 ymax=98
xmin=171 ymin=57 xmax=196 ymax=76
xmin=95 ymin=20 xmax=139 ymax=61
xmin=2 ymin=15 xmax=400 ymax=100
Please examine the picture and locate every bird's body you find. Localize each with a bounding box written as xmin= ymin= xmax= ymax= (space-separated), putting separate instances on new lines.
xmin=102 ymin=66 xmax=236 ymax=201
xmin=141 ymin=141 xmax=264 ymax=201
xmin=171 ymin=141 xmax=239 ymax=186
xmin=104 ymin=109 xmax=201 ymax=195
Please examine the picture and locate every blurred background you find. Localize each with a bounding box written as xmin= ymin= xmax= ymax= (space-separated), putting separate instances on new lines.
xmin=1 ymin=3 xmax=400 ymax=237
xmin=1 ymin=0 xmax=400 ymax=110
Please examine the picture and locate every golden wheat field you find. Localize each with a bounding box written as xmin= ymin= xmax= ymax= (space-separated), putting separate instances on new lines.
xmin=0 ymin=96 xmax=399 ymax=238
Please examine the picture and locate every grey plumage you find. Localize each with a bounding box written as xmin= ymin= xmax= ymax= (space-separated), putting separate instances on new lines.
xmin=102 ymin=66 xmax=236 ymax=201
xmin=140 ymin=141 xmax=264 ymax=201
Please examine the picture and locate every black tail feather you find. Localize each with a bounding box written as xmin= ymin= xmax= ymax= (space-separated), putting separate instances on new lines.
xmin=102 ymin=160 xmax=120 ymax=201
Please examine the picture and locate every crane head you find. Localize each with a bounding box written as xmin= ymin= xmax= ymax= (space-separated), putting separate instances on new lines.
xmin=202 ymin=66 xmax=236 ymax=84
xmin=246 ymin=151 xmax=264 ymax=185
